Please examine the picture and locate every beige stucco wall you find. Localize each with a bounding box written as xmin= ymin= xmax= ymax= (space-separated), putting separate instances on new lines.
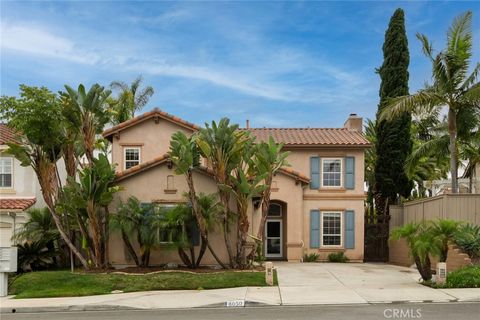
xmin=110 ymin=117 xmax=194 ymax=171
xmin=389 ymin=239 xmax=472 ymax=272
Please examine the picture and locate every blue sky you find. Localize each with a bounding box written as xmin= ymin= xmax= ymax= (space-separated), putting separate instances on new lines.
xmin=1 ymin=1 xmax=479 ymax=128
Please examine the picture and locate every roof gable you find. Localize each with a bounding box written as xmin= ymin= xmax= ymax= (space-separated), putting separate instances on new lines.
xmin=103 ymin=108 xmax=199 ymax=140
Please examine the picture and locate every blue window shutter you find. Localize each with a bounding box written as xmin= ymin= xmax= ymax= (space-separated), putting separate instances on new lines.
xmin=344 ymin=210 xmax=355 ymax=249
xmin=345 ymin=157 xmax=355 ymax=190
xmin=310 ymin=157 xmax=320 ymax=189
xmin=310 ymin=210 xmax=320 ymax=248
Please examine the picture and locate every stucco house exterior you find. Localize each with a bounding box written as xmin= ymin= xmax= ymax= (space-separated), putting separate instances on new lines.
xmin=103 ymin=109 xmax=370 ymax=266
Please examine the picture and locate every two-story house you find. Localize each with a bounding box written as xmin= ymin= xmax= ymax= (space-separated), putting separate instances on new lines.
xmin=103 ymin=109 xmax=370 ymax=265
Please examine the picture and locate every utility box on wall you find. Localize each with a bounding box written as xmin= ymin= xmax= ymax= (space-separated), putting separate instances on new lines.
xmin=0 ymin=247 xmax=18 ymax=272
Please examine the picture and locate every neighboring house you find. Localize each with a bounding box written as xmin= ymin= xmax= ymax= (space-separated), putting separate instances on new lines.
xmin=0 ymin=124 xmax=40 ymax=246
xmin=104 ymin=109 xmax=370 ymax=265
xmin=0 ymin=124 xmax=68 ymax=247
xmin=425 ymin=163 xmax=479 ymax=196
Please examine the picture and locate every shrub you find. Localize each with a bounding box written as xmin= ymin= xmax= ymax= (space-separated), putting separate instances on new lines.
xmin=328 ymin=252 xmax=349 ymax=263
xmin=17 ymin=240 xmax=57 ymax=272
xmin=443 ymin=265 xmax=480 ymax=288
xmin=303 ymin=253 xmax=319 ymax=262
xmin=454 ymin=224 xmax=480 ymax=261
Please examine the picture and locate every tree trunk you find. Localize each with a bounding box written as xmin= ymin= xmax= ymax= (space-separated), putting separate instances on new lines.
xmin=414 ymin=254 xmax=432 ymax=281
xmin=206 ymin=239 xmax=227 ymax=269
xmin=121 ymin=230 xmax=140 ymax=266
xmin=36 ymin=162 xmax=89 ymax=269
xmin=448 ymin=108 xmax=458 ymax=193
xmin=195 ymin=235 xmax=208 ymax=267
xmin=185 ymin=171 xmax=226 ymax=268
xmin=178 ymin=247 xmax=193 ymax=267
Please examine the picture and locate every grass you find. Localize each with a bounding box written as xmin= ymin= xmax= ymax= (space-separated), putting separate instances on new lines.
xmin=9 ymin=270 xmax=277 ymax=299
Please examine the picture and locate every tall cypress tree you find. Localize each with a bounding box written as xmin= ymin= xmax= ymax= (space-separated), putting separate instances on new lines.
xmin=375 ymin=8 xmax=413 ymax=216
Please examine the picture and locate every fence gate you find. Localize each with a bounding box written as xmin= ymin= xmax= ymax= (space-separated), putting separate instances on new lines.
xmin=364 ymin=214 xmax=390 ymax=262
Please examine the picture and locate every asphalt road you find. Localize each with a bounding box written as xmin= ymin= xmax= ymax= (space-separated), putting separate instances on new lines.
xmin=2 ymin=303 xmax=479 ymax=320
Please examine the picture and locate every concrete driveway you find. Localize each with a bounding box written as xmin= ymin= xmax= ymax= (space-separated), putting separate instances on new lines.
xmin=275 ymin=262 xmax=480 ymax=305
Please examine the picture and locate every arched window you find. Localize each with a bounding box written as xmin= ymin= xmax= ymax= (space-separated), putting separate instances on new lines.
xmin=268 ymin=203 xmax=282 ymax=217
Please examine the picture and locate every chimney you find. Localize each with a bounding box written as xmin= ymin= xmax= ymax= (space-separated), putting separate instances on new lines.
xmin=344 ymin=113 xmax=363 ymax=132
xmin=246 ymin=119 xmax=250 ymax=129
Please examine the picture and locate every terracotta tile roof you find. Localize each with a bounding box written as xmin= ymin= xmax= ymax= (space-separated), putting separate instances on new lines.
xmin=243 ymin=128 xmax=370 ymax=147
xmin=0 ymin=123 xmax=19 ymax=145
xmin=278 ymin=167 xmax=310 ymax=184
xmin=115 ymin=154 xmax=171 ymax=181
xmin=0 ymin=198 xmax=36 ymax=211
xmin=103 ymin=108 xmax=200 ymax=139
xmin=114 ymin=154 xmax=309 ymax=185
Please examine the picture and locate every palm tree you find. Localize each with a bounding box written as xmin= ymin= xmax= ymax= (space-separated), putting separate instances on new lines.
xmin=460 ymin=131 xmax=480 ymax=193
xmin=61 ymin=154 xmax=118 ymax=268
xmin=163 ymin=193 xmax=222 ymax=268
xmin=63 ymin=84 xmax=111 ymax=165
xmin=110 ymin=76 xmax=154 ymax=124
xmin=111 ymin=196 xmax=161 ymax=267
xmin=390 ymin=222 xmax=441 ymax=281
xmin=196 ymin=118 xmax=252 ymax=268
xmin=17 ymin=240 xmax=58 ymax=272
xmin=222 ymin=168 xmax=267 ymax=267
xmin=380 ymin=11 xmax=480 ymax=193
xmin=169 ymin=131 xmax=226 ymax=268
xmin=431 ymin=219 xmax=462 ymax=262
xmin=250 ymin=137 xmax=289 ymax=260
xmin=15 ymin=207 xmax=59 ymax=244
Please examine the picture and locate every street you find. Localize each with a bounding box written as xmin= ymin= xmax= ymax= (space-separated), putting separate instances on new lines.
xmin=2 ymin=303 xmax=479 ymax=320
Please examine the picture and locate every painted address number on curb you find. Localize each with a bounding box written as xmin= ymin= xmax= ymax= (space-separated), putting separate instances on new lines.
xmin=225 ymin=300 xmax=245 ymax=307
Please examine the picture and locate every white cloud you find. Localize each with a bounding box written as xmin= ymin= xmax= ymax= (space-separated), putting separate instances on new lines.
xmin=1 ymin=22 xmax=99 ymax=64
xmin=1 ymin=21 xmax=370 ymax=106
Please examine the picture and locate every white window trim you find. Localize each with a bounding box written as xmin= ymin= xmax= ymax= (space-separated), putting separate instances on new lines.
xmin=123 ymin=147 xmax=141 ymax=170
xmin=320 ymin=211 xmax=343 ymax=248
xmin=321 ymin=158 xmax=343 ymax=188
xmin=0 ymin=156 xmax=14 ymax=189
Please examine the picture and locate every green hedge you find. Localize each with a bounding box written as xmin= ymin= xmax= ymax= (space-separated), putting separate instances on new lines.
xmin=443 ymin=265 xmax=480 ymax=288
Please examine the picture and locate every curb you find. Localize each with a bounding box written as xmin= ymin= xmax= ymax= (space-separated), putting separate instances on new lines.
xmin=2 ymin=299 xmax=479 ymax=314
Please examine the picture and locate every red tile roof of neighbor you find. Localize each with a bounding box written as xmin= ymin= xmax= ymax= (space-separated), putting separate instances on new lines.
xmin=103 ymin=109 xmax=370 ymax=147
xmin=114 ymin=154 xmax=310 ymax=184
xmin=0 ymin=123 xmax=19 ymax=145
xmin=0 ymin=198 xmax=36 ymax=211
xmin=243 ymin=128 xmax=370 ymax=147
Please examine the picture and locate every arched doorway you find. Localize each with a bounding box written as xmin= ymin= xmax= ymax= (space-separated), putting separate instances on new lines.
xmin=264 ymin=201 xmax=287 ymax=259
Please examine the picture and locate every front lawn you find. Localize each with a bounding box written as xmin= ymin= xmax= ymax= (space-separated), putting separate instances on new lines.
xmin=9 ymin=270 xmax=277 ymax=299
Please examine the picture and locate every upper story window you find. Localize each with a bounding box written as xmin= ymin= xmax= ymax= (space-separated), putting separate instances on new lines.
xmin=0 ymin=157 xmax=13 ymax=188
xmin=124 ymin=147 xmax=141 ymax=170
xmin=322 ymin=158 xmax=342 ymax=188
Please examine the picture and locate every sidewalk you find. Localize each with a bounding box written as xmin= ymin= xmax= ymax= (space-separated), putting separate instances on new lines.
xmin=1 ymin=263 xmax=479 ymax=313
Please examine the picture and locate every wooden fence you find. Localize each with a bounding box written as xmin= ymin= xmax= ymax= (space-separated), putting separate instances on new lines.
xmin=390 ymin=194 xmax=480 ymax=228
xmin=389 ymin=194 xmax=479 ymax=269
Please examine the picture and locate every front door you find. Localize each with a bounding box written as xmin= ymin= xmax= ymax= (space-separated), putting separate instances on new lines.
xmin=265 ymin=219 xmax=282 ymax=258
